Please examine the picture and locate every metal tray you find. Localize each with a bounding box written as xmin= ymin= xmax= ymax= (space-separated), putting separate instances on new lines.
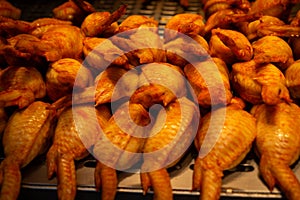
xmin=18 ymin=150 xmax=300 ymax=200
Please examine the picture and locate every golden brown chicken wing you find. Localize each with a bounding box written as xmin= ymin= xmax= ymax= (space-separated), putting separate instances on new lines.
xmin=0 ymin=66 xmax=46 ymax=109
xmin=209 ymin=28 xmax=253 ymax=64
xmin=184 ymin=57 xmax=232 ymax=108
xmin=252 ymin=35 xmax=294 ymax=70
xmin=193 ymin=98 xmax=256 ymax=200
xmin=231 ymin=60 xmax=291 ymax=105
xmin=0 ymin=101 xmax=55 ymax=200
xmin=53 ymin=0 xmax=95 ymax=25
xmin=81 ymin=5 xmax=126 ymax=37
xmin=3 ymin=24 xmax=84 ymax=65
xmin=93 ymin=102 xmax=150 ymax=200
xmin=141 ymin=97 xmax=199 ymax=200
xmin=47 ymin=104 xmax=108 ymax=200
xmin=46 ymin=58 xmax=93 ymax=101
xmin=83 ymin=37 xmax=131 ymax=71
xmin=165 ymin=13 xmax=205 ymax=41
xmin=251 ymin=102 xmax=300 ymax=200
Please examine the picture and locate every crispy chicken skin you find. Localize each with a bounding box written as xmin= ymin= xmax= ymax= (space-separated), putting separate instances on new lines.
xmin=231 ymin=60 xmax=291 ymax=105
xmin=193 ymin=98 xmax=256 ymax=200
xmin=251 ymin=102 xmax=300 ymax=200
xmin=0 ymin=101 xmax=55 ymax=200
xmin=0 ymin=66 xmax=46 ymax=109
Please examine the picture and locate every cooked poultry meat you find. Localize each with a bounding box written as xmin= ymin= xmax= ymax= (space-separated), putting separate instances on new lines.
xmin=83 ymin=37 xmax=131 ymax=71
xmin=0 ymin=16 xmax=72 ymax=38
xmin=249 ymin=0 xmax=294 ymax=20
xmin=3 ymin=24 xmax=84 ymax=65
xmin=193 ymin=98 xmax=256 ymax=200
xmin=164 ymin=13 xmax=205 ymax=41
xmin=203 ymin=9 xmax=261 ymax=36
xmin=47 ymin=104 xmax=108 ymax=200
xmin=252 ymin=35 xmax=294 ymax=70
xmin=117 ymin=15 xmax=158 ymax=33
xmin=93 ymin=102 xmax=150 ymax=200
xmin=164 ymin=34 xmax=209 ymax=68
xmin=46 ymin=58 xmax=93 ymax=101
xmin=81 ymin=5 xmax=126 ymax=37
xmin=141 ymin=97 xmax=199 ymax=200
xmin=231 ymin=60 xmax=291 ymax=105
xmin=184 ymin=57 xmax=232 ymax=107
xmin=131 ymin=62 xmax=187 ymax=108
xmin=202 ymin=0 xmax=251 ymax=18
xmin=209 ymin=28 xmax=253 ymax=64
xmin=0 ymin=66 xmax=46 ymax=109
xmin=285 ymin=59 xmax=300 ymax=99
xmin=0 ymin=101 xmax=55 ymax=200
xmin=237 ymin=15 xmax=286 ymax=41
xmin=94 ymin=65 xmax=138 ymax=106
xmin=0 ymin=0 xmax=21 ymax=19
xmin=0 ymin=107 xmax=7 ymax=135
xmin=52 ymin=0 xmax=95 ymax=25
xmin=111 ymin=28 xmax=166 ymax=66
xmin=251 ymin=102 xmax=300 ymax=200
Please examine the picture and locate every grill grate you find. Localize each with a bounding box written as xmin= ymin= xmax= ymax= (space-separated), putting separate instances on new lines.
xmin=11 ymin=0 xmax=204 ymax=23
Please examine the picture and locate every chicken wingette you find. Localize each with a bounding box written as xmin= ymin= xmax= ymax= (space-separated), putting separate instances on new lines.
xmin=251 ymin=102 xmax=300 ymax=200
xmin=193 ymin=98 xmax=256 ymax=200
xmin=0 ymin=101 xmax=55 ymax=200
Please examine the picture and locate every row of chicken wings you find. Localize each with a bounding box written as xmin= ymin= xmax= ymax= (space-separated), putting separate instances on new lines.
xmin=0 ymin=0 xmax=300 ymax=200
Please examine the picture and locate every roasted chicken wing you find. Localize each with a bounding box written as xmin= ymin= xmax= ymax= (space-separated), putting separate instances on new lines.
xmin=47 ymin=104 xmax=107 ymax=200
xmin=93 ymin=102 xmax=150 ymax=200
xmin=193 ymin=98 xmax=256 ymax=200
xmin=251 ymin=102 xmax=300 ymax=200
xmin=0 ymin=66 xmax=46 ymax=109
xmin=209 ymin=28 xmax=253 ymax=64
xmin=141 ymin=97 xmax=199 ymax=200
xmin=231 ymin=60 xmax=291 ymax=105
xmin=252 ymin=35 xmax=294 ymax=70
xmin=46 ymin=58 xmax=93 ymax=101
xmin=184 ymin=57 xmax=232 ymax=107
xmin=0 ymin=101 xmax=55 ymax=200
